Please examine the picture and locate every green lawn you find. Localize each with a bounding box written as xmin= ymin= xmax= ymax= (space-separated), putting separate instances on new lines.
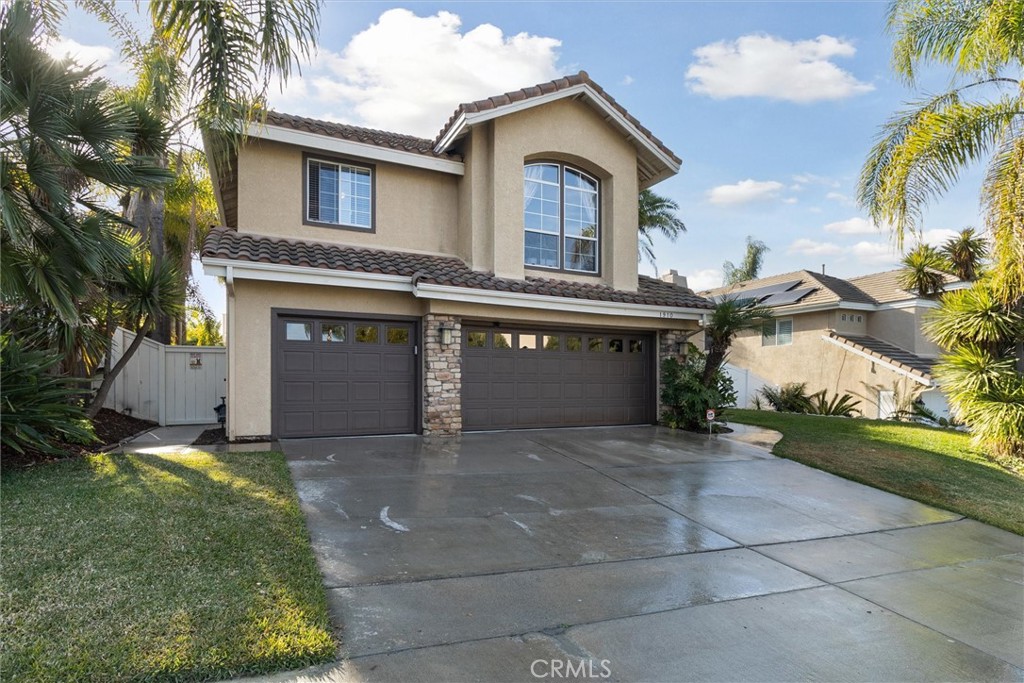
xmin=728 ymin=409 xmax=1024 ymax=535
xmin=1 ymin=451 xmax=336 ymax=682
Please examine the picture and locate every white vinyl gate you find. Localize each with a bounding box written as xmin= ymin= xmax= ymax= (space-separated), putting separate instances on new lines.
xmin=103 ymin=328 xmax=226 ymax=425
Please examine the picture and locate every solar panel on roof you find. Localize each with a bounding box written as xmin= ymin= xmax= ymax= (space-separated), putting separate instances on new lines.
xmin=762 ymin=287 xmax=817 ymax=306
xmin=726 ymin=279 xmax=803 ymax=303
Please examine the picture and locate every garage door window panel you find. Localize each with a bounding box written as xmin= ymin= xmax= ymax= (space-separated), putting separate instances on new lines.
xmin=355 ymin=325 xmax=379 ymax=343
xmin=387 ymin=326 xmax=410 ymax=345
xmin=321 ymin=323 xmax=346 ymax=342
xmin=285 ymin=322 xmax=312 ymax=341
xmin=494 ymin=332 xmax=512 ymax=349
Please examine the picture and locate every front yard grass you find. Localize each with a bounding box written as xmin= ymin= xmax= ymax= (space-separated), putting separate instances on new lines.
xmin=1 ymin=451 xmax=336 ymax=682
xmin=728 ymin=409 xmax=1024 ymax=535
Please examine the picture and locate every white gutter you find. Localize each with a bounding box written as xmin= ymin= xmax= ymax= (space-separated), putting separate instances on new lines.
xmin=201 ymin=257 xmax=707 ymax=320
xmin=202 ymin=258 xmax=414 ymax=292
xmin=820 ymin=334 xmax=933 ymax=387
xmin=414 ymin=282 xmax=706 ymax=320
xmin=246 ymin=122 xmax=465 ymax=176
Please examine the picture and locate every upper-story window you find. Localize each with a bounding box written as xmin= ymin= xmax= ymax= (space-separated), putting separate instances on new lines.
xmin=306 ymin=156 xmax=373 ymax=230
xmin=762 ymin=319 xmax=794 ymax=347
xmin=524 ymin=162 xmax=599 ymax=273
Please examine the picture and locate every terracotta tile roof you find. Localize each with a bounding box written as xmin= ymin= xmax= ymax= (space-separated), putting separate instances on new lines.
xmin=261 ymin=111 xmax=461 ymax=160
xmin=827 ymin=331 xmax=935 ymax=380
xmin=701 ymin=270 xmax=876 ymax=308
xmin=202 ymin=228 xmax=713 ymax=310
xmin=432 ymin=71 xmax=681 ymax=166
xmin=847 ymin=269 xmax=959 ymax=304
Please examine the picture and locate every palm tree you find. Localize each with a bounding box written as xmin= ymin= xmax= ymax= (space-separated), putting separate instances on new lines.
xmin=942 ymin=228 xmax=988 ymax=281
xmin=858 ymin=0 xmax=1022 ymax=306
xmin=899 ymin=244 xmax=949 ymax=296
xmin=924 ymin=283 xmax=1024 ymax=456
xmin=86 ymin=253 xmax=184 ymax=417
xmin=638 ymin=190 xmax=686 ymax=267
xmin=701 ymin=297 xmax=774 ymax=387
xmin=722 ymin=236 xmax=770 ymax=285
xmin=0 ymin=2 xmax=169 ymax=323
xmin=65 ymin=0 xmax=322 ymax=342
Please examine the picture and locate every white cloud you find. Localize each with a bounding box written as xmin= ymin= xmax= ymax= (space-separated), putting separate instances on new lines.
xmin=792 ymin=173 xmax=840 ymax=188
xmin=852 ymin=241 xmax=899 ymax=265
xmin=825 ymin=191 xmax=855 ymax=206
xmin=823 ymin=217 xmax=880 ymax=235
xmin=788 ymin=238 xmax=841 ymax=256
xmin=43 ymin=36 xmax=131 ymax=83
xmin=687 ymin=268 xmax=724 ymax=292
xmin=685 ymin=34 xmax=874 ymax=103
xmin=707 ymin=179 xmax=785 ymax=205
xmin=621 ymin=75 xmax=635 ymax=86
xmin=271 ymin=9 xmax=562 ymax=137
xmin=782 ymin=197 xmax=799 ymax=204
xmin=918 ymin=228 xmax=958 ymax=247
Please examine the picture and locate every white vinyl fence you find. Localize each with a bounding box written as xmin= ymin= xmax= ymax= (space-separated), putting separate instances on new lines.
xmin=102 ymin=328 xmax=226 ymax=425
xmin=722 ymin=363 xmax=773 ymax=409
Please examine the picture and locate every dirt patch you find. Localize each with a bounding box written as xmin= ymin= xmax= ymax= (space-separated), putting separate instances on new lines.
xmin=193 ymin=427 xmax=227 ymax=445
xmin=7 ymin=409 xmax=157 ymax=467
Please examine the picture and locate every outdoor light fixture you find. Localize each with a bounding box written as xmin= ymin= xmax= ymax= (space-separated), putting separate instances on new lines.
xmin=439 ymin=324 xmax=456 ymax=345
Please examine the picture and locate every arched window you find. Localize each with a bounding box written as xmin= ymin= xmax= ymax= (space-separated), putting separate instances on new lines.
xmin=524 ymin=162 xmax=599 ymax=273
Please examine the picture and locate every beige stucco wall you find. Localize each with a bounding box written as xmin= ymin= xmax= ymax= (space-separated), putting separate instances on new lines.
xmin=474 ymin=98 xmax=639 ymax=290
xmin=726 ymin=311 xmax=923 ymax=418
xmin=235 ymin=139 xmax=459 ymax=254
xmin=226 ymin=280 xmax=427 ymax=439
xmin=866 ymin=306 xmax=941 ymax=357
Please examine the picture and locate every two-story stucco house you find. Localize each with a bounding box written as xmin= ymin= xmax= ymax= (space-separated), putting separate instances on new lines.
xmin=200 ymin=72 xmax=712 ymax=440
xmin=702 ymin=269 xmax=961 ymax=420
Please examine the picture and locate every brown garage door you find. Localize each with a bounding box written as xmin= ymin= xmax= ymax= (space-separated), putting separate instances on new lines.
xmin=462 ymin=327 xmax=654 ymax=430
xmin=273 ymin=316 xmax=417 ymax=438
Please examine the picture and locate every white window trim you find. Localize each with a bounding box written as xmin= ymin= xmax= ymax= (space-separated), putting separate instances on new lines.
xmin=524 ymin=162 xmax=600 ymax=274
xmin=306 ymin=156 xmax=373 ymax=230
xmin=762 ymin=318 xmax=794 ymax=347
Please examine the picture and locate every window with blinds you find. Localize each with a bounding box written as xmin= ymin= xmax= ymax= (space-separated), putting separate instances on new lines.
xmin=306 ymin=157 xmax=372 ymax=229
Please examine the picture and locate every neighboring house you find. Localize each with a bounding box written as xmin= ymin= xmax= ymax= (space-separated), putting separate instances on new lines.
xmin=201 ymin=72 xmax=712 ymax=440
xmin=701 ymin=269 xmax=962 ymax=420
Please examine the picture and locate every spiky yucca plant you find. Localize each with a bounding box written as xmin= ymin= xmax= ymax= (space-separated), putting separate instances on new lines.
xmin=899 ymin=244 xmax=950 ymax=296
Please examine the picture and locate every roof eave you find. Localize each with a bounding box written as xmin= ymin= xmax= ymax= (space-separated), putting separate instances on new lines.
xmin=434 ymin=83 xmax=681 ymax=182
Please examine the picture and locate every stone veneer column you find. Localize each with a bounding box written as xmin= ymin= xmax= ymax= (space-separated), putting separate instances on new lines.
xmin=657 ymin=329 xmax=693 ymax=423
xmin=423 ymin=314 xmax=463 ymax=436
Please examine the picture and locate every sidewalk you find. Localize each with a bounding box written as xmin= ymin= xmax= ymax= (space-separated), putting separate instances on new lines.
xmin=116 ymin=424 xmax=216 ymax=454
xmin=116 ymin=424 xmax=276 ymax=454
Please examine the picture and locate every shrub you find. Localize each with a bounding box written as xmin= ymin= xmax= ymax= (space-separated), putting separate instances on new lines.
xmin=660 ymin=347 xmax=736 ymax=431
xmin=806 ymin=390 xmax=861 ymax=417
xmin=759 ymin=383 xmax=812 ymax=413
xmin=0 ymin=334 xmax=96 ymax=456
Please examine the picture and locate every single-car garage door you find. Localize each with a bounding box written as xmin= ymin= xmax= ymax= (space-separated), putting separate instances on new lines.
xmin=462 ymin=327 xmax=654 ymax=430
xmin=273 ymin=316 xmax=417 ymax=438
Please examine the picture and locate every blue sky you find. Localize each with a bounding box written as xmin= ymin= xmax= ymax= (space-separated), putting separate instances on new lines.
xmin=51 ymin=2 xmax=985 ymax=319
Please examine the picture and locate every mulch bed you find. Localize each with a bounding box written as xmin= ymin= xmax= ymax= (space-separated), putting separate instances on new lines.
xmin=192 ymin=427 xmax=227 ymax=445
xmin=6 ymin=409 xmax=157 ymax=468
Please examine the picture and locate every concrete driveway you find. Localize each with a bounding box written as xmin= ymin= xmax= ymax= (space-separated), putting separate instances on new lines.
xmin=272 ymin=426 xmax=1023 ymax=682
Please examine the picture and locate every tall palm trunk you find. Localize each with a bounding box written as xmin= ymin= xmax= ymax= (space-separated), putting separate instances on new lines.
xmin=125 ymin=155 xmax=171 ymax=343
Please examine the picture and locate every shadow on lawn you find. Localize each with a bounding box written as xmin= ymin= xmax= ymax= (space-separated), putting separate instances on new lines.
xmin=3 ymin=450 xmax=336 ymax=683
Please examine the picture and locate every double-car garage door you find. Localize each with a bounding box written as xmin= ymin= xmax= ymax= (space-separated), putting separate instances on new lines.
xmin=462 ymin=327 xmax=654 ymax=430
xmin=273 ymin=315 xmax=653 ymax=437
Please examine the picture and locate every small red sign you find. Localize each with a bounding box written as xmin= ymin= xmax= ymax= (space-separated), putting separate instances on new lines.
xmin=706 ymin=409 xmax=716 ymax=422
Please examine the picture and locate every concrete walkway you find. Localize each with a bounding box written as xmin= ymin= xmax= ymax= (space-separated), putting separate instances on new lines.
xmin=115 ymin=423 xmax=214 ymax=454
xmin=234 ymin=425 xmax=1023 ymax=682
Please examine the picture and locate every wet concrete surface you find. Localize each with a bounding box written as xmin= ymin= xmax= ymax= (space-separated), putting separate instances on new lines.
xmin=275 ymin=425 xmax=1024 ymax=682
